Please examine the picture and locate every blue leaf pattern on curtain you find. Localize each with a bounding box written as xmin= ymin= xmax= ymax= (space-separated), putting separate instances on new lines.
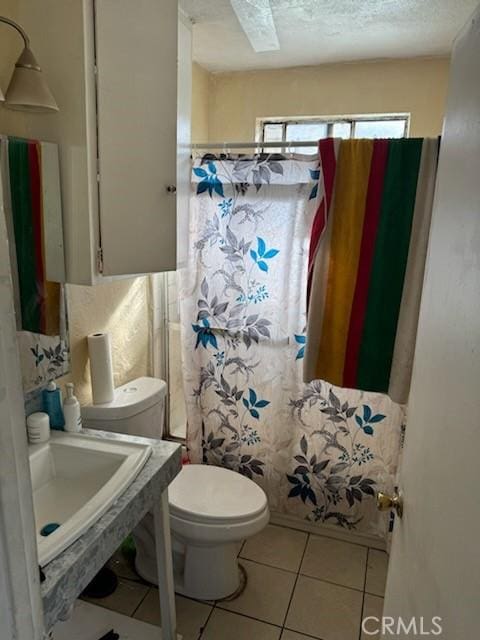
xmin=180 ymin=153 xmax=404 ymax=539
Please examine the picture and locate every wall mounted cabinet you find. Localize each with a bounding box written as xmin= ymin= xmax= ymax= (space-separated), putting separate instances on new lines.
xmin=17 ymin=0 xmax=181 ymax=284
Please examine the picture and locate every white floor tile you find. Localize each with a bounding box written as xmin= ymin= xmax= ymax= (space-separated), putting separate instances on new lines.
xmin=201 ymin=609 xmax=281 ymax=640
xmin=53 ymin=600 xmax=169 ymax=640
xmin=361 ymin=594 xmax=384 ymax=640
xmin=134 ymin=587 xmax=212 ymax=640
xmin=241 ymin=525 xmax=308 ymax=572
xmin=300 ymin=535 xmax=367 ymax=591
xmin=365 ymin=549 xmax=389 ymax=596
xmin=218 ymin=559 xmax=296 ymax=626
xmin=281 ymin=630 xmax=316 ymax=640
xmin=286 ymin=575 xmax=363 ymax=640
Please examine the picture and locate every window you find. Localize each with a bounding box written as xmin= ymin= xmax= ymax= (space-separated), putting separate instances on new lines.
xmin=259 ymin=114 xmax=409 ymax=153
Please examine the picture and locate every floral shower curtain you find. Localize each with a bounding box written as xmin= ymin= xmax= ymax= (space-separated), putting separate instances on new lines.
xmin=179 ymin=153 xmax=404 ymax=539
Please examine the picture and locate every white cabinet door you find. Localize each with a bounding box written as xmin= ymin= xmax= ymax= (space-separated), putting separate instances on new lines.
xmin=381 ymin=9 xmax=480 ymax=639
xmin=95 ymin=0 xmax=178 ymax=276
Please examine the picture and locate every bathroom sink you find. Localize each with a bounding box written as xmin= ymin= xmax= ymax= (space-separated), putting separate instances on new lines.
xmin=29 ymin=431 xmax=152 ymax=566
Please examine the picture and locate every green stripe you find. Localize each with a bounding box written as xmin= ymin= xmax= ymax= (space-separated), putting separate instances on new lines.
xmin=356 ymin=138 xmax=423 ymax=392
xmin=8 ymin=138 xmax=40 ymax=333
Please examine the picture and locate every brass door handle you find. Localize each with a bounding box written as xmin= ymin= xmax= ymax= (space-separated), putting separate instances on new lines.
xmin=376 ymin=491 xmax=403 ymax=518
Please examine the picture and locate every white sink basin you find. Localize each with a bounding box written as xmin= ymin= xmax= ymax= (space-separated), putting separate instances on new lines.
xmin=29 ymin=431 xmax=151 ymax=566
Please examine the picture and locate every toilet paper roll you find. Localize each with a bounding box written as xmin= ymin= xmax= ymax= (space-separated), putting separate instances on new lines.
xmin=87 ymin=332 xmax=115 ymax=405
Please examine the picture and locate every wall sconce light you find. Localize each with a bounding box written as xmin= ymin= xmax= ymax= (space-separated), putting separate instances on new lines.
xmin=0 ymin=15 xmax=58 ymax=113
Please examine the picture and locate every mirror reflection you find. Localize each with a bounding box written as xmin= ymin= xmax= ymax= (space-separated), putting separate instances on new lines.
xmin=0 ymin=135 xmax=70 ymax=391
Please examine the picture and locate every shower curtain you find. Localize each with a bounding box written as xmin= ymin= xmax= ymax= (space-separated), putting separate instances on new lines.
xmin=179 ymin=153 xmax=404 ymax=539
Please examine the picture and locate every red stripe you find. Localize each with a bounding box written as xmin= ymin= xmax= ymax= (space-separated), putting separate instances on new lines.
xmin=343 ymin=139 xmax=389 ymax=387
xmin=28 ymin=142 xmax=46 ymax=333
xmin=307 ymin=138 xmax=337 ymax=306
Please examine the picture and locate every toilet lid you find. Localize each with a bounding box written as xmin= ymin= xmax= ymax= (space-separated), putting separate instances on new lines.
xmin=168 ymin=464 xmax=268 ymax=524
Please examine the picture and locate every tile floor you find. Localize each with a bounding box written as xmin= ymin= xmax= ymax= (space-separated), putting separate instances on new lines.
xmin=85 ymin=524 xmax=388 ymax=640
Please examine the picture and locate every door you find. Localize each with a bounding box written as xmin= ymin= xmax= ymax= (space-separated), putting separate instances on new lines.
xmin=95 ymin=0 xmax=178 ymax=276
xmin=381 ymin=8 xmax=480 ymax=639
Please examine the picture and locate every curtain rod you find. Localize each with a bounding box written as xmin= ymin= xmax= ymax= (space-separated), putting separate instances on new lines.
xmin=191 ymin=141 xmax=319 ymax=150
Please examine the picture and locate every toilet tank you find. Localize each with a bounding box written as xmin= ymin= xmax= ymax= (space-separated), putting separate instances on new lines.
xmin=81 ymin=377 xmax=167 ymax=440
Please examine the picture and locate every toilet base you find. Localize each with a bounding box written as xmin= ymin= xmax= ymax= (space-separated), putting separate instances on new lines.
xmin=134 ymin=526 xmax=241 ymax=601
xmin=174 ymin=540 xmax=240 ymax=601
xmin=132 ymin=497 xmax=269 ymax=601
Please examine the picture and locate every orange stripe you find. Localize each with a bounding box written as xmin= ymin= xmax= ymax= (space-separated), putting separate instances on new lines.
xmin=314 ymin=139 xmax=374 ymax=385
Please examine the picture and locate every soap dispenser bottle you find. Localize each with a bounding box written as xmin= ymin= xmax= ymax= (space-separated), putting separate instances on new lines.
xmin=63 ymin=383 xmax=82 ymax=433
xmin=42 ymin=381 xmax=65 ymax=430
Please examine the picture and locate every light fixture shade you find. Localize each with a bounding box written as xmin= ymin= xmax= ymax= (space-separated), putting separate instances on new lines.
xmin=5 ymin=47 xmax=58 ymax=113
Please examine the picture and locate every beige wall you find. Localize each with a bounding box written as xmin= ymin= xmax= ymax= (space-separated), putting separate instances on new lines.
xmin=205 ymin=57 xmax=450 ymax=141
xmin=192 ymin=62 xmax=210 ymax=143
xmin=60 ymin=278 xmax=151 ymax=405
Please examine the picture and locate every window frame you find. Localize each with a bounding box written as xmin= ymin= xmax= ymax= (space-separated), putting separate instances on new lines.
xmin=257 ymin=113 xmax=410 ymax=149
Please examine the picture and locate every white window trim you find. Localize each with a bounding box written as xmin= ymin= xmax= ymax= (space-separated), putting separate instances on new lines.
xmin=255 ymin=113 xmax=411 ymax=145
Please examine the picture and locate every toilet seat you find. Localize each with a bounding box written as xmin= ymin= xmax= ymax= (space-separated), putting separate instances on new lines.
xmin=168 ymin=464 xmax=268 ymax=525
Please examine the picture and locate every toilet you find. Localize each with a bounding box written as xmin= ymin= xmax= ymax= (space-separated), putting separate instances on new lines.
xmin=81 ymin=376 xmax=270 ymax=600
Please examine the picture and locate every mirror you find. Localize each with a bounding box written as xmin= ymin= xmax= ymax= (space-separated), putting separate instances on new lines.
xmin=0 ymin=135 xmax=70 ymax=391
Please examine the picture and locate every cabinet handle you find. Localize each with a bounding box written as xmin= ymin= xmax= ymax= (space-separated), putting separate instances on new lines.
xmin=166 ymin=184 xmax=177 ymax=194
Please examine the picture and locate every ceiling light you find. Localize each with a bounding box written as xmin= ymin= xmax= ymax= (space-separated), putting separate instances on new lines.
xmin=0 ymin=16 xmax=58 ymax=113
xmin=230 ymin=0 xmax=280 ymax=53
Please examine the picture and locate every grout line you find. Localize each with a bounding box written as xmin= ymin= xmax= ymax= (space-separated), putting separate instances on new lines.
xmin=198 ymin=602 xmax=216 ymax=639
xmin=201 ymin=607 xmax=284 ymax=637
xmin=281 ymin=532 xmax=310 ymax=628
xmin=238 ymin=555 xmax=368 ymax=594
xmin=237 ymin=540 xmax=246 ymax=557
xmin=357 ymin=547 xmax=370 ymax=640
xmin=131 ymin=585 xmax=151 ymax=619
xmin=364 ymin=589 xmax=386 ymax=598
xmin=282 ymin=625 xmax=327 ymax=640
xmin=270 ymin=518 xmax=375 ymax=551
xmin=214 ymin=601 xmax=284 ymax=629
xmin=297 ymin=571 xmax=367 ymax=594
xmin=237 ymin=556 xmax=298 ymax=575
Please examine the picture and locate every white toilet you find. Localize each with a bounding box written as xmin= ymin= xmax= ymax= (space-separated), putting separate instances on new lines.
xmin=81 ymin=377 xmax=270 ymax=600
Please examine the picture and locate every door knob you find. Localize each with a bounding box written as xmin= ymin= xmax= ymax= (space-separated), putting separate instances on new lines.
xmin=376 ymin=491 xmax=403 ymax=518
xmin=166 ymin=184 xmax=177 ymax=194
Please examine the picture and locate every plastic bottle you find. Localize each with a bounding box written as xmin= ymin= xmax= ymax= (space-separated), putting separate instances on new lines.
xmin=63 ymin=383 xmax=82 ymax=433
xmin=42 ymin=381 xmax=65 ymax=430
xmin=26 ymin=412 xmax=50 ymax=444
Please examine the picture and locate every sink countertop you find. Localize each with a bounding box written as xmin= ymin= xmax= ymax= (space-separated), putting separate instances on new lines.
xmin=40 ymin=429 xmax=182 ymax=632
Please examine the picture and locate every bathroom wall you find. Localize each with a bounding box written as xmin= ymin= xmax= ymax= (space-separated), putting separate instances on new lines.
xmin=192 ymin=62 xmax=210 ymax=143
xmin=58 ymin=278 xmax=151 ymax=405
xmin=198 ymin=56 xmax=449 ymax=142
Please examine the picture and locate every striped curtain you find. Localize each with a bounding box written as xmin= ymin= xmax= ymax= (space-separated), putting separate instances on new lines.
xmin=304 ymin=138 xmax=439 ymax=403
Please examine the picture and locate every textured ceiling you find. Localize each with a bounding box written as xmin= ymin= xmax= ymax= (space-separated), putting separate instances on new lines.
xmin=179 ymin=0 xmax=477 ymax=72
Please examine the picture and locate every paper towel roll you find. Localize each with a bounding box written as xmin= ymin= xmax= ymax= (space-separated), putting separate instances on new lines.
xmin=88 ymin=332 xmax=115 ymax=404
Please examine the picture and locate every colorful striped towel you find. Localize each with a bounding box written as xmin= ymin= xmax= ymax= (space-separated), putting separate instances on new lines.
xmin=304 ymin=137 xmax=439 ymax=403
xmin=6 ymin=137 xmax=60 ymax=336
